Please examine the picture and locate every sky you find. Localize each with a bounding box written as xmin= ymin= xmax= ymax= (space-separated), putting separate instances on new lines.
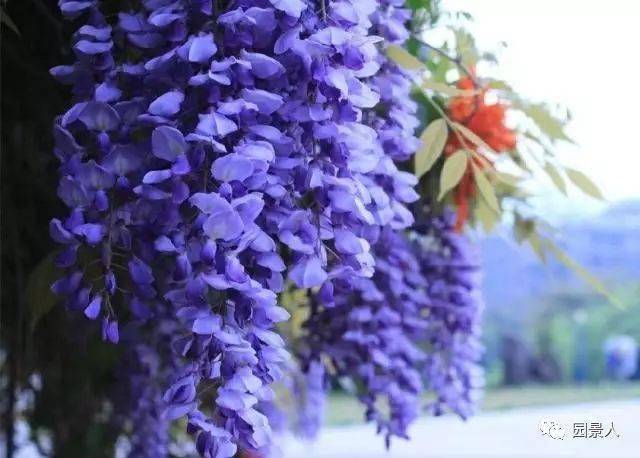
xmin=439 ymin=0 xmax=640 ymax=221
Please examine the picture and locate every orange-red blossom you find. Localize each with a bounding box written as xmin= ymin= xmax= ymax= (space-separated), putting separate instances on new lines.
xmin=444 ymin=76 xmax=516 ymax=231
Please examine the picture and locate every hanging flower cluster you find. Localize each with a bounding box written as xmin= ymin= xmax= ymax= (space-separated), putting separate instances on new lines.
xmin=444 ymin=76 xmax=516 ymax=229
xmin=300 ymin=226 xmax=428 ymax=445
xmin=292 ymin=0 xmax=432 ymax=445
xmin=115 ymin=339 xmax=172 ymax=457
xmin=298 ymin=208 xmax=484 ymax=446
xmin=411 ymin=208 xmax=485 ymax=419
xmin=49 ymin=0 xmax=428 ymax=455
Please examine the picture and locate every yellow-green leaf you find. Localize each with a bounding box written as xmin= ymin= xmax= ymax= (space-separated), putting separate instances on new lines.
xmin=517 ymin=102 xmax=572 ymax=142
xmin=386 ymin=45 xmax=424 ymax=71
xmin=513 ymin=215 xmax=535 ymax=243
xmin=422 ymin=80 xmax=475 ymax=97
xmin=544 ymin=238 xmax=623 ymax=309
xmin=415 ymin=119 xmax=448 ymax=179
xmin=452 ymin=122 xmax=495 ymax=152
xmin=511 ymin=148 xmax=533 ymax=174
xmin=565 ymin=167 xmax=604 ymax=199
xmin=493 ymin=171 xmax=521 ymax=187
xmin=527 ymin=231 xmax=548 ymax=263
xmin=487 ymin=80 xmax=513 ymax=91
xmin=543 ymin=162 xmax=567 ymax=195
xmin=475 ymin=197 xmax=499 ymax=232
xmin=472 ymin=164 xmax=500 ymax=212
xmin=438 ymin=150 xmax=468 ymax=200
xmin=1 ymin=7 xmax=20 ymax=36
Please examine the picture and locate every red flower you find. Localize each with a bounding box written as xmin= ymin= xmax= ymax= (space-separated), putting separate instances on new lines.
xmin=444 ymin=76 xmax=516 ymax=230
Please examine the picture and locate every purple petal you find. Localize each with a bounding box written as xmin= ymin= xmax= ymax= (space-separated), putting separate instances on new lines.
xmin=148 ymin=12 xmax=182 ymax=27
xmin=192 ymin=315 xmax=222 ymax=335
xmin=195 ymin=112 xmax=237 ymax=138
xmin=72 ymin=223 xmax=105 ymax=245
xmin=248 ymin=125 xmax=288 ymax=144
xmin=50 ymin=218 xmax=75 ymax=244
xmin=84 ymin=296 xmax=102 ymax=319
xmin=215 ymin=389 xmax=257 ymax=411
xmin=103 ymin=144 xmax=141 ymax=175
xmin=235 ymin=141 xmax=274 ymax=162
xmin=289 ymin=257 xmax=328 ymax=288
xmin=190 ymin=193 xmax=244 ymax=241
xmin=78 ymin=102 xmax=120 ymax=131
xmin=240 ymin=88 xmax=283 ymax=115
xmin=269 ymin=0 xmax=307 ymax=18
xmin=74 ymin=40 xmax=113 ymax=55
xmin=128 ymin=257 xmax=154 ymax=284
xmin=189 ymin=34 xmax=217 ymax=63
xmin=95 ymin=82 xmax=121 ymax=102
xmin=154 ymin=235 xmax=177 ymax=252
xmin=148 ymin=91 xmax=184 ymax=117
xmin=60 ymin=1 xmax=93 ymax=16
xmin=143 ymin=169 xmax=172 ymax=184
xmin=165 ymin=402 xmax=196 ymax=421
xmin=334 ymin=229 xmax=364 ymax=254
xmin=106 ymin=320 xmax=119 ymax=343
xmin=203 ymin=205 xmax=244 ymax=241
xmin=241 ymin=50 xmax=285 ymax=79
xmin=232 ymin=194 xmax=264 ymax=225
xmin=274 ymin=27 xmax=300 ymax=54
xmin=211 ymin=154 xmax=254 ymax=182
xmin=152 ymin=126 xmax=187 ymax=161
xmin=77 ymin=160 xmax=115 ymax=189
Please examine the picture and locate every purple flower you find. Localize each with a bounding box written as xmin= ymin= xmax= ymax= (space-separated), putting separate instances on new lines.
xmin=152 ymin=126 xmax=187 ymax=161
xmin=211 ymin=154 xmax=254 ymax=182
xmin=148 ymin=90 xmax=184 ymax=117
xmin=48 ymin=0 xmax=451 ymax=455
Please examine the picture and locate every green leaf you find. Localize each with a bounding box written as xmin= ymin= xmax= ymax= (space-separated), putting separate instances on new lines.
xmin=475 ymin=197 xmax=499 ymax=232
xmin=452 ymin=27 xmax=478 ymax=67
xmin=415 ymin=119 xmax=448 ymax=178
xmin=472 ymin=164 xmax=500 ymax=212
xmin=565 ymin=167 xmax=604 ymax=199
xmin=544 ymin=238 xmax=623 ymax=309
xmin=422 ymin=80 xmax=475 ymax=97
xmin=527 ymin=232 xmax=548 ymax=263
xmin=543 ymin=162 xmax=567 ymax=195
xmin=452 ymin=122 xmax=495 ymax=152
xmin=438 ymin=150 xmax=468 ymax=200
xmin=26 ymin=253 xmax=59 ymax=331
xmin=493 ymin=171 xmax=521 ymax=187
xmin=513 ymin=214 xmax=535 ymax=243
xmin=511 ymin=148 xmax=533 ymax=174
xmin=1 ymin=6 xmax=20 ymax=36
xmin=386 ymin=44 xmax=424 ymax=71
xmin=487 ymin=80 xmax=513 ymax=91
xmin=517 ymin=102 xmax=572 ymax=142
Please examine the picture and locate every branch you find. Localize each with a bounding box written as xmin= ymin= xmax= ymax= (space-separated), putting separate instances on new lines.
xmin=412 ymin=36 xmax=479 ymax=88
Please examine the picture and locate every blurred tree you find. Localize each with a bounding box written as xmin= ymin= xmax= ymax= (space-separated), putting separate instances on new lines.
xmin=1 ymin=1 xmax=121 ymax=456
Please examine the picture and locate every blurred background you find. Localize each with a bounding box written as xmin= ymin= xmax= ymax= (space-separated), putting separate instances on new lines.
xmin=449 ymin=0 xmax=640 ymax=393
xmin=2 ymin=0 xmax=639 ymax=456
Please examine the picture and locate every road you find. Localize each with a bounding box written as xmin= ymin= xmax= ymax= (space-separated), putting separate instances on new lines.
xmin=281 ymin=400 xmax=640 ymax=457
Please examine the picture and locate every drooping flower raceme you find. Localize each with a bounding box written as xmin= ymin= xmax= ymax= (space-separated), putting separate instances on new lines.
xmin=299 ymin=208 xmax=484 ymax=445
xmin=301 ymin=227 xmax=428 ymax=445
xmin=412 ymin=208 xmax=485 ymax=419
xmin=115 ymin=340 xmax=171 ymax=457
xmin=293 ymin=0 xmax=429 ymax=445
xmin=50 ymin=0 xmax=424 ymax=455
